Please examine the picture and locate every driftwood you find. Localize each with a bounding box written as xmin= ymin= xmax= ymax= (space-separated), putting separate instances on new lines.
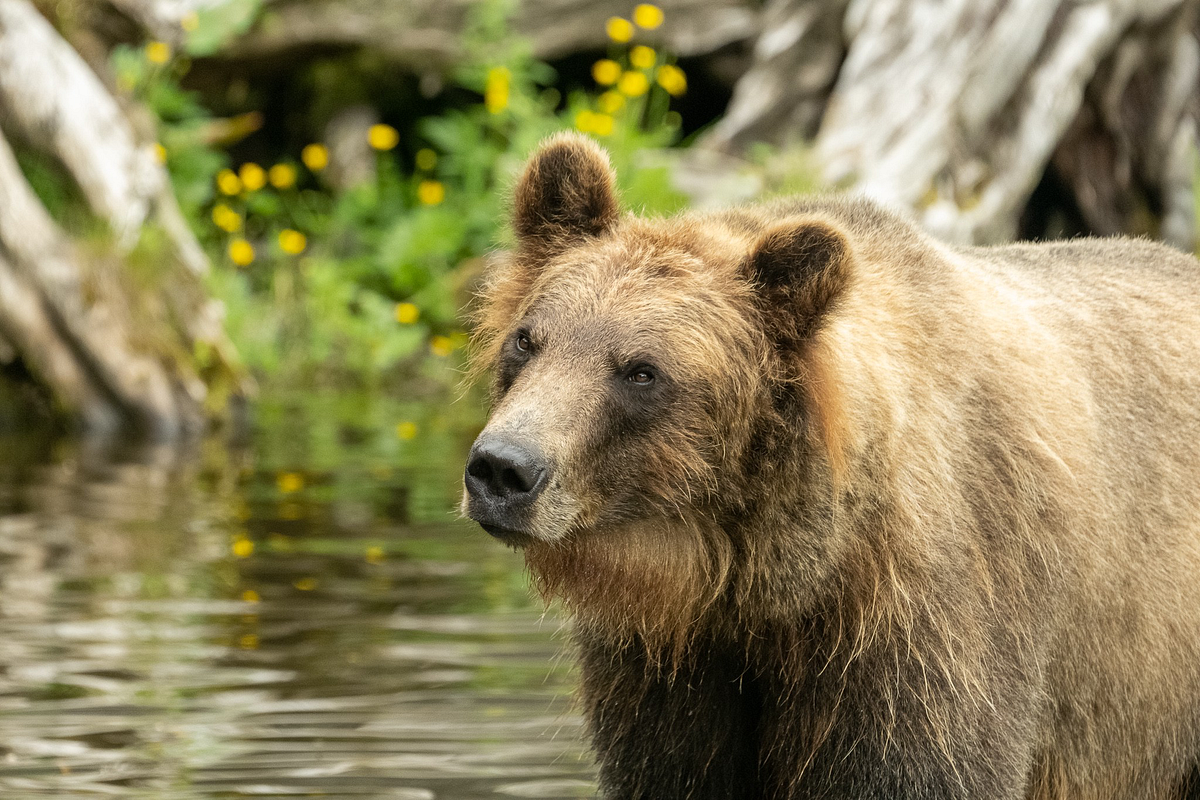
xmin=0 ymin=0 xmax=206 ymax=272
xmin=711 ymin=0 xmax=1199 ymax=248
xmin=0 ymin=0 xmax=244 ymax=438
xmin=0 ymin=128 xmax=183 ymax=435
xmin=706 ymin=0 xmax=849 ymax=151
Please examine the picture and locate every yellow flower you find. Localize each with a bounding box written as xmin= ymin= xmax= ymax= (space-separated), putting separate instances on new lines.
xmin=145 ymin=41 xmax=171 ymax=65
xmin=216 ymin=168 xmax=242 ymax=196
xmin=592 ymin=59 xmax=621 ymax=86
xmin=395 ymin=302 xmax=419 ymax=324
xmin=630 ymin=45 xmax=656 ymax=70
xmin=294 ymin=577 xmax=318 ymax=591
xmin=211 ymin=203 xmax=242 ymax=233
xmin=241 ymin=589 xmax=261 ymax=603
xmin=368 ymin=123 xmax=399 ymax=151
xmin=656 ymin=64 xmax=687 ymax=96
xmin=228 ymin=238 xmax=254 ymax=267
xmin=606 ymin=16 xmax=634 ymax=43
xmin=430 ymin=335 xmax=455 ymax=357
xmin=618 ymin=70 xmax=650 ymax=97
xmin=485 ymin=67 xmax=510 ymax=114
xmin=418 ymin=180 xmax=445 ymax=206
xmin=598 ymin=91 xmax=625 ymax=114
xmin=238 ymin=633 xmax=260 ymax=649
xmin=396 ymin=421 xmax=417 ymax=440
xmin=575 ymin=109 xmax=597 ymax=133
xmin=591 ymin=113 xmax=614 ymax=136
xmin=301 ymin=143 xmax=329 ymax=171
xmin=276 ymin=472 xmax=304 ymax=493
xmin=153 ymin=143 xmax=167 ymax=164
xmin=278 ymin=229 xmax=307 ymax=255
xmin=365 ymin=545 xmax=385 ymax=564
xmin=633 ymin=3 xmax=664 ymax=29
xmin=575 ymin=110 xmax=613 ymax=135
xmin=415 ymin=148 xmax=438 ymax=170
xmin=268 ymin=163 xmax=296 ymax=189
xmin=239 ymin=163 xmax=266 ymax=192
xmin=181 ymin=11 xmax=200 ymax=31
xmin=231 ymin=537 xmax=254 ymax=558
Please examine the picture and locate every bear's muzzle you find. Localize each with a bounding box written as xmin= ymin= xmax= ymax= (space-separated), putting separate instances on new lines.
xmin=464 ymin=435 xmax=549 ymax=543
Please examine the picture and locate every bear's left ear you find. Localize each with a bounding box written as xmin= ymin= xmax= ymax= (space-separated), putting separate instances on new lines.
xmin=513 ymin=133 xmax=619 ymax=263
xmin=747 ymin=218 xmax=853 ymax=347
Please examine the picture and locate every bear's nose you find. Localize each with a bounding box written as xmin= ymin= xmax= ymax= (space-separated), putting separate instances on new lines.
xmin=465 ymin=438 xmax=548 ymax=509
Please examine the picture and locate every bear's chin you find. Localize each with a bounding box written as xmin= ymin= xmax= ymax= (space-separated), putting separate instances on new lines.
xmin=523 ymin=517 xmax=734 ymax=653
xmin=477 ymin=522 xmax=536 ymax=547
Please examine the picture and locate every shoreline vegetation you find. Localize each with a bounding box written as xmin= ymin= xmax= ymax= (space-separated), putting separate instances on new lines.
xmin=2 ymin=0 xmax=1196 ymax=436
xmin=134 ymin=1 xmax=697 ymax=393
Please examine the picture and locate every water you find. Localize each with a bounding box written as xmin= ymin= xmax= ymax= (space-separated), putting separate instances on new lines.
xmin=0 ymin=391 xmax=595 ymax=798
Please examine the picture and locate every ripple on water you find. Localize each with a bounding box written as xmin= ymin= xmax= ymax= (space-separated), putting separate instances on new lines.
xmin=0 ymin=393 xmax=596 ymax=798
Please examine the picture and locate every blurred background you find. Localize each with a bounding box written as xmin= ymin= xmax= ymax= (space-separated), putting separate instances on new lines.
xmin=0 ymin=0 xmax=1195 ymax=796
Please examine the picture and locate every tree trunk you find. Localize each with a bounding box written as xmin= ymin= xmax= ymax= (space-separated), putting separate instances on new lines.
xmin=708 ymin=0 xmax=1199 ymax=249
xmin=0 ymin=0 xmax=246 ymax=438
xmin=705 ymin=0 xmax=849 ymax=151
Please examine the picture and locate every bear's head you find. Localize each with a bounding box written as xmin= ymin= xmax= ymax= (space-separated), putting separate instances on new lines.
xmin=463 ymin=133 xmax=854 ymax=645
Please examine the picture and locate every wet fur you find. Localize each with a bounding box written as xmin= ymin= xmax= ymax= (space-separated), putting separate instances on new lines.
xmin=525 ymin=517 xmax=734 ymax=662
xmin=469 ymin=134 xmax=1200 ymax=799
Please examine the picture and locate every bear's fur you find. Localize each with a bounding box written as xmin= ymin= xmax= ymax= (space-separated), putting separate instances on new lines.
xmin=464 ymin=132 xmax=1200 ymax=800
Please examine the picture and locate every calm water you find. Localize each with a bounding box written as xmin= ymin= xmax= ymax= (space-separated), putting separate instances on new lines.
xmin=0 ymin=391 xmax=595 ymax=798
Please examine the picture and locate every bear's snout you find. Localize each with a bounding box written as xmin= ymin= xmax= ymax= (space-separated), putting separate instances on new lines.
xmin=464 ymin=436 xmax=549 ymax=541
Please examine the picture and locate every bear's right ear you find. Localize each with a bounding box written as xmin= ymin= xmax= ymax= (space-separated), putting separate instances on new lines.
xmin=512 ymin=133 xmax=619 ymax=261
xmin=747 ymin=218 xmax=853 ymax=348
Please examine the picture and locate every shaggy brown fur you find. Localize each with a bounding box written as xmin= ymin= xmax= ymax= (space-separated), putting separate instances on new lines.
xmin=464 ymin=132 xmax=1200 ymax=800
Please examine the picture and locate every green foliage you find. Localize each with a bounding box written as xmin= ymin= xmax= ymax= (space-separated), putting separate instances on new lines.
xmin=127 ymin=0 xmax=693 ymax=389
xmin=184 ymin=0 xmax=264 ymax=56
xmin=13 ymin=148 xmax=95 ymax=233
xmin=110 ymin=37 xmax=228 ymax=220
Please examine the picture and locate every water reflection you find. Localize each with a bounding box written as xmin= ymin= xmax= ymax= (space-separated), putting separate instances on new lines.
xmin=0 ymin=393 xmax=594 ymax=798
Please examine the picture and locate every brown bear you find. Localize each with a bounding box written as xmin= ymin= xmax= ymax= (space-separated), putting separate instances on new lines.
xmin=462 ymin=132 xmax=1200 ymax=800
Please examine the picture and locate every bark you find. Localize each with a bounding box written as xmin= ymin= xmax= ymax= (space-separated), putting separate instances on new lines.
xmin=709 ymin=0 xmax=1199 ymax=248
xmin=0 ymin=0 xmax=205 ymax=270
xmin=823 ymin=0 xmax=1198 ymax=245
xmin=1047 ymin=10 xmax=1198 ymax=245
xmin=0 ymin=127 xmax=192 ymax=437
xmin=705 ymin=0 xmax=850 ymax=151
xmin=0 ymin=0 xmax=246 ymax=438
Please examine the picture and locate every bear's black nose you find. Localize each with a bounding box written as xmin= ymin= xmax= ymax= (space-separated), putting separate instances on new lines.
xmin=464 ymin=438 xmax=548 ymax=537
xmin=466 ymin=440 xmax=546 ymax=497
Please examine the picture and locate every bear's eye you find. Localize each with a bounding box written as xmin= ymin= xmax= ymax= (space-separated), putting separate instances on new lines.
xmin=628 ymin=368 xmax=655 ymax=386
xmin=514 ymin=332 xmax=532 ymax=353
